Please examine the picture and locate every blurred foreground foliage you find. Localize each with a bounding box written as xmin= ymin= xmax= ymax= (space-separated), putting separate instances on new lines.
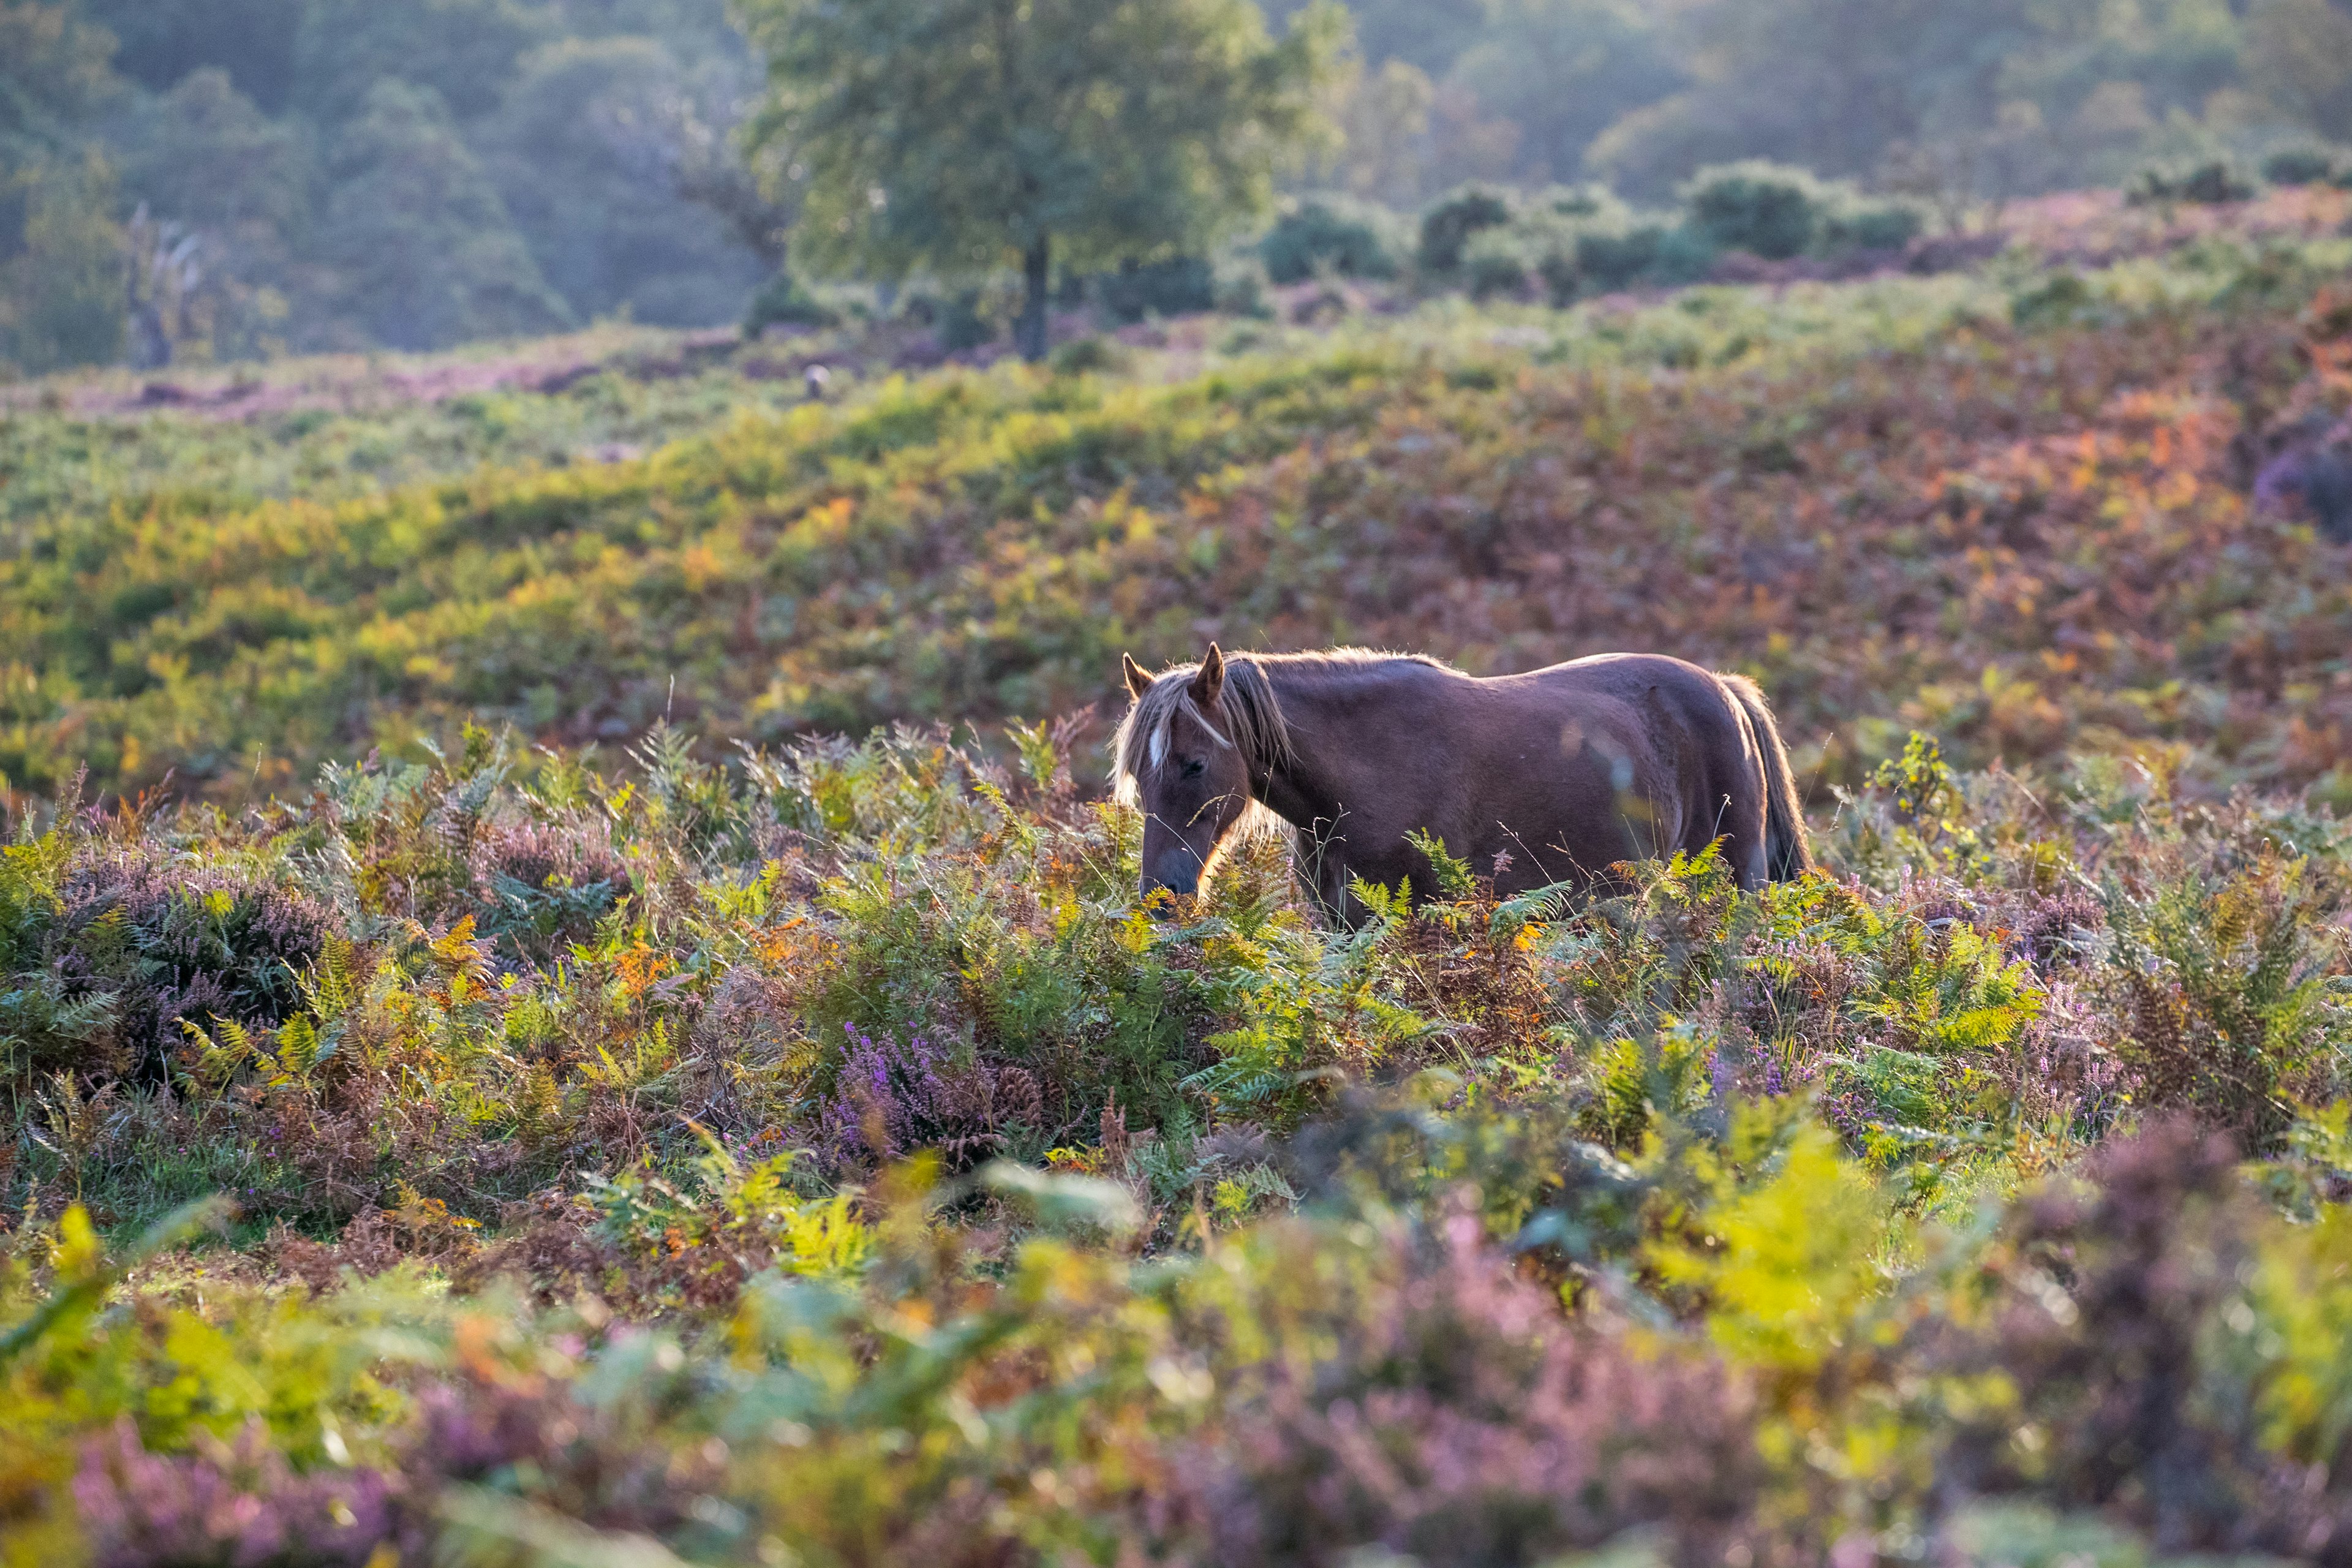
xmin=7 ymin=710 xmax=2352 ymax=1562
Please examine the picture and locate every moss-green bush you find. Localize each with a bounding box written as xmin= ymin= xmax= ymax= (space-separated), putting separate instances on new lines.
xmin=1681 ymin=160 xmax=1830 ymax=260
xmin=1416 ymin=183 xmax=1517 ymax=274
xmin=1258 ymin=194 xmax=1406 ymax=283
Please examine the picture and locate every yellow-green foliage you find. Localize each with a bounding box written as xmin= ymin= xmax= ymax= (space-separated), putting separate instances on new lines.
xmin=2247 ymin=1201 xmax=2352 ymax=1467
xmin=3 ymin=238 xmax=2349 ymax=807
xmin=588 ymin=1136 xmax=873 ymax=1291
xmin=1653 ymin=1112 xmax=1891 ymax=1371
xmin=0 ymin=1201 xmax=452 ymax=1564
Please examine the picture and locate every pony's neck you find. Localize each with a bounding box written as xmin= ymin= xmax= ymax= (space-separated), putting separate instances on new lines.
xmin=1246 ymin=658 xmax=1384 ymax=841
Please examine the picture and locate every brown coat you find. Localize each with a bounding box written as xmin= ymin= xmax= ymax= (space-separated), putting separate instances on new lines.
xmin=1114 ymin=647 xmax=1810 ymax=923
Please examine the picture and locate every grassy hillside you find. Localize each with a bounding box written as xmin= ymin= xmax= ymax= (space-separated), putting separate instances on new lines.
xmin=2 ymin=232 xmax=2349 ymax=807
xmin=0 ymin=324 xmax=867 ymax=541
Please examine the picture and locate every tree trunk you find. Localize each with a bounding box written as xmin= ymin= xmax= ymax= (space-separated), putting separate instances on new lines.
xmin=1016 ymin=233 xmax=1050 ymax=363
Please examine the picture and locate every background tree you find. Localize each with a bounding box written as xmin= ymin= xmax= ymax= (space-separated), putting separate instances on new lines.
xmin=1 ymin=1 xmax=119 ymax=163
xmin=314 ymin=79 xmax=570 ymax=350
xmin=290 ymin=0 xmax=556 ymax=126
xmin=16 ymin=0 xmax=2352 ymax=375
xmin=1321 ymin=57 xmax=1437 ymax=202
xmin=1585 ymin=0 xmax=2043 ymax=198
xmin=1269 ymin=0 xmax=1484 ymax=77
xmin=83 ymin=0 xmax=306 ymax=113
xmin=1440 ymin=0 xmax=1683 ymax=186
xmin=113 ymin=70 xmax=310 ymax=244
xmin=111 ymin=68 xmax=314 ymax=361
xmin=2244 ymin=0 xmax=2352 ymax=143
xmin=0 ymin=149 xmax=125 ymax=372
xmin=1 ymin=2 xmax=126 ymax=374
xmin=477 ymin=37 xmax=769 ymax=326
xmin=739 ymin=0 xmax=1344 ymax=361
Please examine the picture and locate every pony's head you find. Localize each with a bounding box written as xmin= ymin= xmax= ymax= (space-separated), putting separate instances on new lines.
xmin=1111 ymin=644 xmax=1289 ymax=910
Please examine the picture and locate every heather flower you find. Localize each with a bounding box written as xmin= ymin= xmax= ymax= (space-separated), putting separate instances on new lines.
xmin=1916 ymin=1122 xmax=2352 ymax=1558
xmin=809 ymin=1022 xmax=1043 ymax=1170
xmin=1173 ymin=1207 xmax=1762 ymax=1567
xmin=57 ymin=850 xmax=333 ymax=1076
xmin=73 ymin=1417 xmax=397 ymax=1568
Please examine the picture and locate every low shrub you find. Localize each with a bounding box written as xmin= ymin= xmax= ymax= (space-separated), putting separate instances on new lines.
xmin=1535 ymin=184 xmax=1615 ymax=221
xmin=2095 ymin=848 xmax=2350 ymax=1152
xmin=2127 ymin=160 xmax=2257 ymax=207
xmin=938 ymin=289 xmax=997 ymax=352
xmin=1820 ymin=198 xmax=1924 ymax=253
xmin=1093 ymin=256 xmax=1215 ymax=324
xmin=2009 ymin=268 xmax=2097 ymax=328
xmin=1178 ymin=1207 xmax=1765 ymax=1567
xmin=1916 ymin=1124 xmax=2351 ymax=1553
xmin=1574 ymin=223 xmax=1668 ymax=292
xmin=1417 ymin=184 xmax=1518 ymax=275
xmin=1460 ymin=228 xmax=1533 ymax=301
xmin=742 ymin=270 xmax=838 ymax=335
xmin=1212 ymin=254 xmax=1274 ymax=318
xmin=1651 ymin=222 xmax=1725 ymax=283
xmin=9 ymin=246 xmax=2351 ymax=813
xmin=804 ymin=1022 xmax=1047 ymax=1171
xmin=1259 ymin=195 xmax=1405 ymax=283
xmin=8 ymin=726 xmax=2352 ymax=1561
xmin=1681 ymin=161 xmax=1830 ymax=260
xmin=2263 ymin=146 xmax=2340 ymax=187
xmin=1048 ymin=335 xmax=1128 ymax=375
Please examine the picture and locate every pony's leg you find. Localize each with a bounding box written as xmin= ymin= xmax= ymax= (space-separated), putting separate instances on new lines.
xmin=1289 ymin=812 xmax=1372 ymax=927
xmin=1700 ymin=784 xmax=1767 ymax=891
xmin=1304 ymin=856 xmax=1370 ymax=928
xmin=1738 ymin=827 xmax=1768 ymax=891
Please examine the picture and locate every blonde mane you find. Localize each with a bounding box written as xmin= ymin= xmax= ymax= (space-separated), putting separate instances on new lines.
xmin=1110 ymin=649 xmax=1447 ymax=834
xmin=1112 ymin=656 xmax=1278 ymax=797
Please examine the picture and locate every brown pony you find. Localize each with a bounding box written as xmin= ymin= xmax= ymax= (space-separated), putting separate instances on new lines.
xmin=1112 ymin=646 xmax=1810 ymax=922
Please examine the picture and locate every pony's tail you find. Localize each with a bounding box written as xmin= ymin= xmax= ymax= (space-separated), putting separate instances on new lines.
xmin=1724 ymin=674 xmax=1812 ymax=881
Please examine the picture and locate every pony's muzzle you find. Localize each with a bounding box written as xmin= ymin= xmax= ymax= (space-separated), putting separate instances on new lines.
xmin=1142 ymin=850 xmax=1204 ymax=913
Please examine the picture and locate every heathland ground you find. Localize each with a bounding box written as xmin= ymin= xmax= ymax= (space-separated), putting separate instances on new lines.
xmin=6 ymin=195 xmax=2352 ymax=1566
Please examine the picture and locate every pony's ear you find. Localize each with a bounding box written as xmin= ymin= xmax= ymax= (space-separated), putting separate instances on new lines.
xmin=1189 ymin=643 xmax=1226 ymax=707
xmin=1121 ymin=652 xmax=1151 ymax=701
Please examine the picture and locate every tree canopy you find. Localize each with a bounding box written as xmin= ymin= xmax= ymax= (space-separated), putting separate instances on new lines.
xmin=317 ymin=78 xmax=572 ymax=350
xmin=9 ymin=0 xmax=2352 ymax=374
xmin=3 ymin=0 xmax=775 ymax=372
xmin=739 ymin=0 xmax=1344 ymax=358
xmin=1 ymin=0 xmax=117 ymax=159
xmin=477 ymin=37 xmax=767 ymax=327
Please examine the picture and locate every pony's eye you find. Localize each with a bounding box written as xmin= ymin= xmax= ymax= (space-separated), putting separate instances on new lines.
xmin=1180 ymin=759 xmax=1205 ymax=779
